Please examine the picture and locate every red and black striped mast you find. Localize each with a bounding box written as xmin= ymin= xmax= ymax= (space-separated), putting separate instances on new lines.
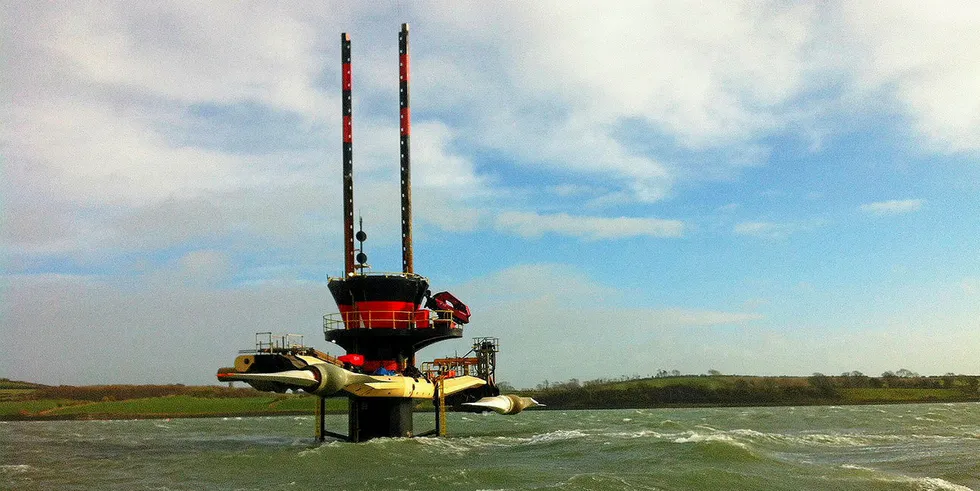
xmin=399 ymin=23 xmax=413 ymax=274
xmin=325 ymin=24 xmax=467 ymax=442
xmin=341 ymin=32 xmax=356 ymax=276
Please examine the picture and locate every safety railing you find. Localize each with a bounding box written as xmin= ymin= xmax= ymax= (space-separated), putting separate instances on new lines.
xmin=323 ymin=309 xmax=457 ymax=331
xmin=238 ymin=332 xmax=306 ymax=354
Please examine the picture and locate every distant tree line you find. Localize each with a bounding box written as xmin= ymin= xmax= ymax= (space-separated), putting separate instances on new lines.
xmin=815 ymin=370 xmax=979 ymax=391
xmin=532 ymin=368 xmax=739 ymax=391
xmin=521 ymin=371 xmax=980 ymax=409
xmin=525 ymin=379 xmax=837 ymax=409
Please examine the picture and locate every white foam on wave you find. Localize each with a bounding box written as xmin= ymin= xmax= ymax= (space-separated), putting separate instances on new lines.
xmin=912 ymin=477 xmax=974 ymax=491
xmin=716 ymin=428 xmax=878 ymax=448
xmin=673 ymin=431 xmax=748 ymax=449
xmin=297 ymin=440 xmax=344 ymax=456
xmin=839 ymin=463 xmax=974 ymax=491
xmin=879 ymin=474 xmax=973 ymax=491
xmin=0 ymin=464 xmax=34 ymax=474
xmin=413 ymin=436 xmax=479 ymax=454
xmin=796 ymin=433 xmax=868 ymax=446
xmin=525 ymin=429 xmax=588 ymax=445
xmin=606 ymin=429 xmax=669 ymax=439
xmin=412 ymin=434 xmax=530 ymax=454
xmin=663 ymin=427 xmax=877 ymax=450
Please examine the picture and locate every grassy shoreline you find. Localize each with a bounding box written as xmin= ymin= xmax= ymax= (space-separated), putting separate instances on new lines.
xmin=6 ymin=396 xmax=978 ymax=423
xmin=0 ymin=391 xmax=349 ymax=422
xmin=3 ymin=375 xmax=978 ymax=422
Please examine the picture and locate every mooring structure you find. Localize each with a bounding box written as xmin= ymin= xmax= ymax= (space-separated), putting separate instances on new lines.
xmin=216 ymin=24 xmax=540 ymax=443
xmin=324 ymin=23 xmax=471 ymax=441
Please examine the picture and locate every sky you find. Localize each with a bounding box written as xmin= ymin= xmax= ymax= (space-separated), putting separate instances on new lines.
xmin=2 ymin=1 xmax=979 ymax=388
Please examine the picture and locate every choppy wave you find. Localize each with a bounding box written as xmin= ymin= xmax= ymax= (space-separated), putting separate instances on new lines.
xmin=840 ymin=464 xmax=974 ymax=491
xmin=524 ymin=428 xmax=589 ymax=445
xmin=3 ymin=403 xmax=978 ymax=490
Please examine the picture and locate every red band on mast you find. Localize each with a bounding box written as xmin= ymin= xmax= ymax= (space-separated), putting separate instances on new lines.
xmin=399 ymin=54 xmax=409 ymax=82
xmin=399 ymin=108 xmax=410 ymax=136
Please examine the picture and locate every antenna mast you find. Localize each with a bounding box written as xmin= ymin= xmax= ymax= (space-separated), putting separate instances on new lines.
xmin=399 ymin=23 xmax=414 ymax=274
xmin=341 ymin=33 xmax=356 ymax=276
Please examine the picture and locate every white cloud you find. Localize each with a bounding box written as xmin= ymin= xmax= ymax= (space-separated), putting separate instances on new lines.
xmin=416 ymin=2 xmax=818 ymax=203
xmin=733 ymin=218 xmax=828 ymax=238
xmin=40 ymin=2 xmax=330 ymax=117
xmin=1 ymin=265 xmax=763 ymax=387
xmin=8 ymin=101 xmax=248 ymax=205
xmin=0 ymin=273 xmax=335 ymax=385
xmin=962 ymin=277 xmax=980 ymax=294
xmin=499 ymin=3 xmax=813 ymax=145
xmin=2 ymin=3 xmax=498 ymax=263
xmin=496 ymin=211 xmax=684 ymax=240
xmin=417 ymin=264 xmax=764 ymax=386
xmin=840 ymin=1 xmax=980 ymax=151
xmin=173 ymin=250 xmax=232 ymax=287
xmin=733 ymin=221 xmax=789 ymax=238
xmin=7 ymin=2 xmax=972 ymax=271
xmin=547 ymin=184 xmax=597 ymax=198
xmin=413 ymin=122 xmax=487 ymax=197
xmin=641 ymin=309 xmax=764 ymax=327
xmin=860 ymin=199 xmax=925 ymax=215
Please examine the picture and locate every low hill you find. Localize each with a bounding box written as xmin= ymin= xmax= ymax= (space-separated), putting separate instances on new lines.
xmin=518 ymin=374 xmax=980 ymax=409
xmin=0 ymin=380 xmax=341 ymax=420
xmin=0 ymin=378 xmax=48 ymax=390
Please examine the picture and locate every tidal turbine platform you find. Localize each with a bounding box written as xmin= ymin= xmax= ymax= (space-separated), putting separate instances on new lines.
xmin=216 ymin=24 xmax=540 ymax=442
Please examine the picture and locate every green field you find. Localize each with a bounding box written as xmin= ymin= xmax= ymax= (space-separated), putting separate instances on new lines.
xmin=0 ymin=399 xmax=80 ymax=416
xmin=597 ymin=375 xmax=809 ymax=391
xmin=0 ymin=380 xmax=358 ymax=420
xmin=1 ymin=394 xmax=353 ymax=420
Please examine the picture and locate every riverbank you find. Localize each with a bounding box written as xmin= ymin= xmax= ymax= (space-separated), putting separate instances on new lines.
xmin=3 ymin=374 xmax=978 ymax=421
xmin=518 ymin=374 xmax=980 ymax=410
xmin=0 ymin=395 xmax=346 ymax=421
xmin=0 ymin=380 xmax=348 ymax=421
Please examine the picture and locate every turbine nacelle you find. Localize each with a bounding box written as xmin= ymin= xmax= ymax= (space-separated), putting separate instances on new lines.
xmin=462 ymin=394 xmax=544 ymax=415
xmin=217 ymin=363 xmax=486 ymax=399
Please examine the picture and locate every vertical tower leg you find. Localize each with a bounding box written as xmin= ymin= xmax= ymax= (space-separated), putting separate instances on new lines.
xmin=437 ymin=377 xmax=447 ymax=437
xmin=315 ymin=396 xmax=326 ymax=442
xmin=349 ymin=398 xmax=414 ymax=441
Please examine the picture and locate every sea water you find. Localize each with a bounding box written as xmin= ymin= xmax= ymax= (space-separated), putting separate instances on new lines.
xmin=2 ymin=403 xmax=978 ymax=490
